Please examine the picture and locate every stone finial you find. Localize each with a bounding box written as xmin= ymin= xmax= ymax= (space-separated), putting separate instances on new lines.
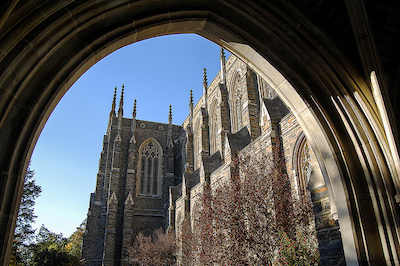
xmin=132 ymin=99 xmax=137 ymax=118
xmin=203 ymin=68 xmax=208 ymax=110
xmin=220 ymin=48 xmax=227 ymax=85
xmin=168 ymin=104 xmax=172 ymax=124
xmin=203 ymin=68 xmax=208 ymax=88
xmin=189 ymin=90 xmax=194 ymax=127
xmin=220 ymin=47 xmax=226 ymax=61
xmin=118 ymin=84 xmax=124 ymax=117
xmin=189 ymin=89 xmax=193 ymax=105
xmin=131 ymin=99 xmax=137 ymax=132
xmin=110 ymin=86 xmax=117 ymax=117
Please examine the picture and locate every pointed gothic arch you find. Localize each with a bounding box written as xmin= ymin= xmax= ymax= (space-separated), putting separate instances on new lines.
xmin=229 ymin=69 xmax=244 ymax=134
xmin=292 ymin=133 xmax=312 ymax=197
xmin=257 ymin=76 xmax=277 ymax=100
xmin=136 ymin=138 xmax=163 ymax=197
xmin=1 ymin=1 xmax=399 ymax=264
xmin=209 ymin=99 xmax=219 ymax=155
xmin=193 ymin=119 xmax=200 ymax=169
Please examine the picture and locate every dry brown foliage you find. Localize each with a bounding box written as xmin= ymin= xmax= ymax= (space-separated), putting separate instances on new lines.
xmin=129 ymin=228 xmax=176 ymax=266
xmin=182 ymin=142 xmax=319 ymax=265
xmin=129 ymin=141 xmax=319 ymax=265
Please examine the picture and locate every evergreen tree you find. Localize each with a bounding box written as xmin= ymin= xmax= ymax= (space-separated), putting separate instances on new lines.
xmin=9 ymin=163 xmax=85 ymax=265
xmin=65 ymin=219 xmax=86 ymax=259
xmin=31 ymin=225 xmax=80 ymax=266
xmin=9 ymin=163 xmax=42 ymax=265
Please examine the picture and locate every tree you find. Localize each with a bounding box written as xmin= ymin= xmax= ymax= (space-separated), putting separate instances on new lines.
xmin=9 ymin=162 xmax=85 ymax=266
xmin=9 ymin=163 xmax=42 ymax=265
xmin=65 ymin=219 xmax=86 ymax=260
xmin=129 ymin=141 xmax=319 ymax=265
xmin=129 ymin=228 xmax=176 ymax=266
xmin=188 ymin=142 xmax=319 ymax=265
xmin=31 ymin=225 xmax=81 ymax=266
xmin=191 ymin=152 xmax=278 ymax=265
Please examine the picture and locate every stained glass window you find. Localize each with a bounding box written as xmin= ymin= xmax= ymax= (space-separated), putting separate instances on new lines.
xmin=138 ymin=140 xmax=161 ymax=196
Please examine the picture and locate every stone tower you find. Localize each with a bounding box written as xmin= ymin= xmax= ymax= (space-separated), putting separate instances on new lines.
xmin=81 ymin=87 xmax=184 ymax=265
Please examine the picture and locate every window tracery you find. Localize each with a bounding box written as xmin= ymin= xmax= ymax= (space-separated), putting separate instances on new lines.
xmin=293 ymin=133 xmax=312 ymax=197
xmin=193 ymin=120 xmax=200 ymax=169
xmin=138 ymin=139 xmax=162 ymax=196
xmin=210 ymin=103 xmax=219 ymax=155
xmin=257 ymin=76 xmax=277 ymax=100
xmin=230 ymin=71 xmax=243 ymax=133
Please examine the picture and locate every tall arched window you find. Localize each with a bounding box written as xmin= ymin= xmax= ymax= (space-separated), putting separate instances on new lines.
xmin=193 ymin=120 xmax=200 ymax=169
xmin=137 ymin=139 xmax=162 ymax=196
xmin=293 ymin=133 xmax=312 ymax=198
xmin=230 ymin=70 xmax=243 ymax=134
xmin=258 ymin=76 xmax=278 ymax=100
xmin=210 ymin=102 xmax=219 ymax=155
xmin=234 ymin=94 xmax=242 ymax=132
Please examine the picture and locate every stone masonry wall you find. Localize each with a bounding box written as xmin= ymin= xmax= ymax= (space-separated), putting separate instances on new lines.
xmin=84 ymin=53 xmax=345 ymax=266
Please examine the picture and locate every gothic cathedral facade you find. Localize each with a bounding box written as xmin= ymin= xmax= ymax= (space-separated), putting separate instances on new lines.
xmin=82 ymin=51 xmax=345 ymax=265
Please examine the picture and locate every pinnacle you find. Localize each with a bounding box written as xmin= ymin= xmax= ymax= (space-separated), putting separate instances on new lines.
xmin=203 ymin=68 xmax=208 ymax=86
xmin=132 ymin=99 xmax=137 ymax=118
xmin=220 ymin=47 xmax=226 ymax=60
xmin=118 ymin=84 xmax=124 ymax=117
xmin=189 ymin=90 xmax=193 ymax=105
xmin=168 ymin=105 xmax=172 ymax=124
xmin=110 ymin=86 xmax=117 ymax=117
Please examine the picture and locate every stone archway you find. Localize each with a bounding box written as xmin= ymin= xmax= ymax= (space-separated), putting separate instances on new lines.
xmin=1 ymin=1 xmax=399 ymax=265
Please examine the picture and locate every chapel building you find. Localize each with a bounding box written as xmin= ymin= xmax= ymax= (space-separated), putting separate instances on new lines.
xmin=81 ymin=51 xmax=345 ymax=265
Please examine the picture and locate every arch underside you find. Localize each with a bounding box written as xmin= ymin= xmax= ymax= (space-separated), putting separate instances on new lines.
xmin=0 ymin=1 xmax=399 ymax=265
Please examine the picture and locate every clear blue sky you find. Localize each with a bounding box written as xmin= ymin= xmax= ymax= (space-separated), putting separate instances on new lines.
xmin=30 ymin=34 xmax=230 ymax=237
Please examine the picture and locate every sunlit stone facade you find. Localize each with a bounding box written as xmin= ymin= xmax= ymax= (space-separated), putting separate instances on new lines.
xmin=82 ymin=53 xmax=345 ymax=265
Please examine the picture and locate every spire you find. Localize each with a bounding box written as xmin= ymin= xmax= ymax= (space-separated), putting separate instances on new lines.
xmin=220 ymin=47 xmax=226 ymax=61
xmin=118 ymin=84 xmax=124 ymax=117
xmin=203 ymin=68 xmax=208 ymax=110
xmin=130 ymin=99 xmax=137 ymax=133
xmin=167 ymin=105 xmax=173 ymax=149
xmin=168 ymin=105 xmax=172 ymax=124
xmin=203 ymin=68 xmax=208 ymax=88
xmin=220 ymin=47 xmax=227 ymax=85
xmin=189 ymin=89 xmax=193 ymax=105
xmin=189 ymin=90 xmax=194 ymax=128
xmin=110 ymin=86 xmax=117 ymax=117
xmin=132 ymin=99 xmax=137 ymax=118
